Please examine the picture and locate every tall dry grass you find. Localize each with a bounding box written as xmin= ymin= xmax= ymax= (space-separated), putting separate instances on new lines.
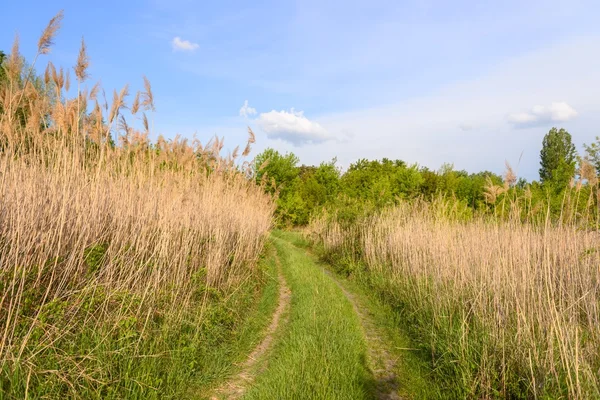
xmin=0 ymin=12 xmax=274 ymax=397
xmin=310 ymin=200 xmax=600 ymax=398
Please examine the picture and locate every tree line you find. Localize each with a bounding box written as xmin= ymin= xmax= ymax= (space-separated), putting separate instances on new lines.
xmin=255 ymin=127 xmax=600 ymax=226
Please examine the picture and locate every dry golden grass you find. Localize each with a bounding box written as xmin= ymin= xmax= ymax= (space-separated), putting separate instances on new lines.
xmin=0 ymin=12 xmax=274 ymax=396
xmin=310 ymin=201 xmax=600 ymax=398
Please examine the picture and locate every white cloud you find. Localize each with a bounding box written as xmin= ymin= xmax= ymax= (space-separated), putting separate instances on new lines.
xmin=239 ymin=100 xmax=257 ymax=118
xmin=305 ymin=36 xmax=600 ymax=179
xmin=256 ymin=108 xmax=332 ymax=146
xmin=171 ymin=37 xmax=199 ymax=52
xmin=508 ymin=102 xmax=578 ymax=128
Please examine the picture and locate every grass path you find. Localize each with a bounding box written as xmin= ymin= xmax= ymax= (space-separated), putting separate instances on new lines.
xmin=272 ymin=231 xmax=439 ymax=399
xmin=210 ymin=252 xmax=291 ymax=399
xmin=321 ymin=267 xmax=402 ymax=400
xmin=202 ymin=232 xmax=438 ymax=399
xmin=242 ymin=236 xmax=373 ymax=399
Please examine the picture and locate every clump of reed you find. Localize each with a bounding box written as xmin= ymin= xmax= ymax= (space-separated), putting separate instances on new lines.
xmin=310 ymin=196 xmax=600 ymax=398
xmin=0 ymin=11 xmax=275 ymax=398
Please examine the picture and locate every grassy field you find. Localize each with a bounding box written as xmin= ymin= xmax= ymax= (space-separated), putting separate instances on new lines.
xmin=308 ymin=201 xmax=600 ymax=399
xmin=277 ymin=230 xmax=442 ymax=399
xmin=0 ymin=13 xmax=275 ymax=398
xmin=4 ymin=11 xmax=598 ymax=400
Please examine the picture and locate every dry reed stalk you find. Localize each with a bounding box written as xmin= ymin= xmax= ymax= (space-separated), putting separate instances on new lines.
xmin=310 ymin=202 xmax=600 ymax=397
xmin=0 ymin=13 xmax=275 ymax=394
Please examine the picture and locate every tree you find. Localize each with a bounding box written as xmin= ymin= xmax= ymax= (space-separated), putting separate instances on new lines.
xmin=341 ymin=158 xmax=419 ymax=206
xmin=297 ymin=159 xmax=340 ymax=210
xmin=253 ymin=148 xmax=300 ymax=197
xmin=539 ymin=127 xmax=577 ymax=190
xmin=583 ymin=136 xmax=600 ymax=176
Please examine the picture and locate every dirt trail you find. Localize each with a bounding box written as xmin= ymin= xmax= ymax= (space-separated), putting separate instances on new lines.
xmin=210 ymin=254 xmax=291 ymax=400
xmin=321 ymin=268 xmax=403 ymax=400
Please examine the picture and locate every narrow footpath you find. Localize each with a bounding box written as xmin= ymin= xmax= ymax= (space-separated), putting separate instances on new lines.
xmin=206 ymin=233 xmax=423 ymax=399
xmin=210 ymin=255 xmax=291 ymax=400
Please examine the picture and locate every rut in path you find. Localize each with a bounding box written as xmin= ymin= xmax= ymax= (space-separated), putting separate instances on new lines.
xmin=321 ymin=268 xmax=403 ymax=400
xmin=210 ymin=254 xmax=291 ymax=400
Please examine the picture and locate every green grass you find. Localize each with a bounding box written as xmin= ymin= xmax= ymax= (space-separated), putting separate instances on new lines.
xmin=277 ymin=230 xmax=444 ymax=399
xmin=0 ymin=244 xmax=281 ymax=400
xmin=186 ymin=242 xmax=281 ymax=398
xmin=321 ymin=268 xmax=442 ymax=398
xmin=302 ymin=230 xmax=516 ymax=399
xmin=244 ymin=235 xmax=373 ymax=400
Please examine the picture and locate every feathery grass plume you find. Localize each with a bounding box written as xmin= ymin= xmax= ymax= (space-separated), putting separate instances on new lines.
xmin=243 ymin=127 xmax=256 ymax=156
xmin=242 ymin=142 xmax=252 ymax=157
xmin=580 ymin=157 xmax=598 ymax=186
xmin=93 ymin=100 xmax=103 ymax=137
xmin=118 ymin=115 xmax=130 ymax=135
xmin=483 ymin=176 xmax=504 ymax=204
xmin=504 ymin=161 xmax=517 ymax=189
xmin=258 ymin=158 xmax=270 ymax=171
xmin=37 ymin=10 xmax=64 ymax=55
xmin=57 ymin=66 xmax=65 ymax=90
xmin=131 ymin=91 xmax=141 ymax=115
xmin=108 ymin=89 xmax=119 ymax=123
xmin=142 ymin=112 xmax=149 ymax=133
xmin=65 ymin=68 xmax=71 ymax=92
xmin=100 ymin=89 xmax=110 ymax=115
xmin=90 ymin=81 xmax=101 ymax=101
xmin=7 ymin=34 xmax=23 ymax=81
xmin=75 ymin=37 xmax=90 ymax=82
xmin=108 ymin=84 xmax=129 ymax=123
xmin=48 ymin=62 xmax=59 ymax=93
xmin=141 ymin=75 xmax=155 ymax=111
xmin=44 ymin=62 xmax=52 ymax=85
xmin=242 ymin=143 xmax=252 ymax=157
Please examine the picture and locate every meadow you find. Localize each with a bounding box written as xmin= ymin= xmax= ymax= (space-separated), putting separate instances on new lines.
xmin=308 ymin=198 xmax=600 ymax=398
xmin=0 ymin=12 xmax=275 ymax=398
xmin=2 ymin=11 xmax=599 ymax=400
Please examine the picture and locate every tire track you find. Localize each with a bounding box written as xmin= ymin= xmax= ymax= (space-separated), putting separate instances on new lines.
xmin=210 ymin=253 xmax=291 ymax=400
xmin=321 ymin=267 xmax=403 ymax=400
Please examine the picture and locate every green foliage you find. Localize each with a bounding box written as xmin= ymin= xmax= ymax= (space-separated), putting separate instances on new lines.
xmin=84 ymin=243 xmax=108 ymax=275
xmin=584 ymin=135 xmax=600 ymax=175
xmin=257 ymin=124 xmax=587 ymax=227
xmin=539 ymin=127 xmax=577 ymax=191
xmin=254 ymin=148 xmax=300 ymax=197
xmin=1 ymin=250 xmax=280 ymax=400
xmin=255 ymin=148 xmax=510 ymax=227
xmin=341 ymin=158 xmax=422 ymax=206
xmin=0 ymin=50 xmax=6 ymax=83
xmin=255 ymin=148 xmax=343 ymax=226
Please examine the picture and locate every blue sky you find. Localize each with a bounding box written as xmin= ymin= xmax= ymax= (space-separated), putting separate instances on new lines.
xmin=2 ymin=0 xmax=600 ymax=179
